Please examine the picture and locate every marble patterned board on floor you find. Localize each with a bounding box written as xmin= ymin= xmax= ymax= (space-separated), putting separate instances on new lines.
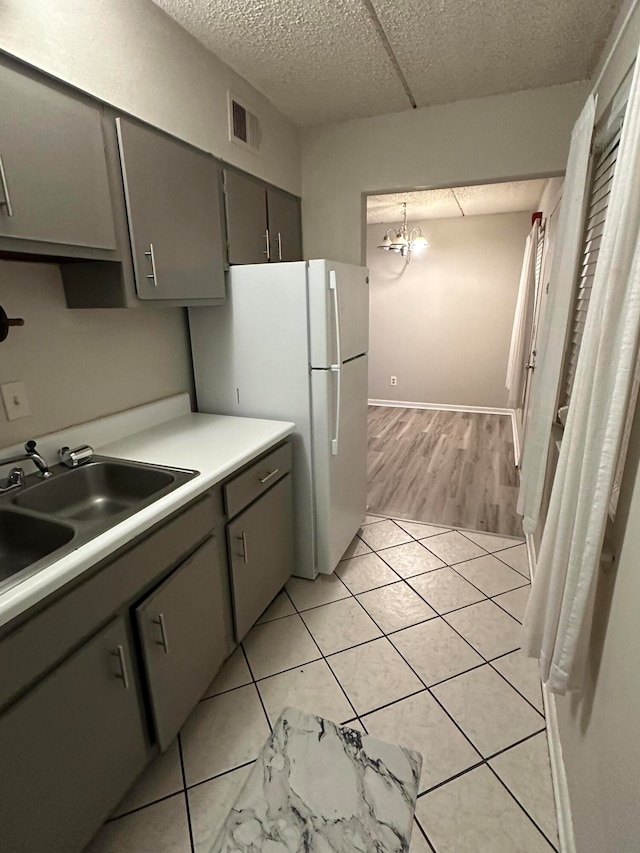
xmin=210 ymin=707 xmax=423 ymax=853
xmin=88 ymin=514 xmax=556 ymax=853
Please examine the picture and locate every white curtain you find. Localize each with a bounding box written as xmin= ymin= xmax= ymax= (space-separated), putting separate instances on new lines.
xmin=506 ymin=221 xmax=539 ymax=409
xmin=517 ymin=96 xmax=597 ymax=535
xmin=523 ymin=58 xmax=640 ymax=695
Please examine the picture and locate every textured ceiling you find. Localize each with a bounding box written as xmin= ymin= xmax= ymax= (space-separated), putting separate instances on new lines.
xmin=152 ymin=0 xmax=623 ymax=127
xmin=366 ymin=179 xmax=547 ymax=223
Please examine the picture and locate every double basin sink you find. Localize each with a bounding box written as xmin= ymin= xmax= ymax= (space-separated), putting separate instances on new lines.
xmin=0 ymin=458 xmax=197 ymax=591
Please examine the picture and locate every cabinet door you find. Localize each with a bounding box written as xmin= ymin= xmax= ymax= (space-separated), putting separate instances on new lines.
xmin=0 ymin=617 xmax=146 ymax=853
xmin=116 ymin=117 xmax=226 ymax=300
xmin=267 ymin=188 xmax=302 ymax=262
xmin=0 ymin=61 xmax=116 ymax=250
xmin=224 ymin=169 xmax=269 ymax=264
xmin=227 ymin=475 xmax=295 ymax=640
xmin=135 ymin=537 xmax=228 ymax=750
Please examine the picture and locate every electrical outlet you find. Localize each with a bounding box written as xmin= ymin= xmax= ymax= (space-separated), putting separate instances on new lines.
xmin=390 ymin=376 xmax=398 ymax=386
xmin=1 ymin=381 xmax=31 ymax=421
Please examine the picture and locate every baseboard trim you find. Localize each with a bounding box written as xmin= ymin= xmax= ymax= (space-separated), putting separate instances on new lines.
xmin=526 ymin=536 xmax=576 ymax=853
xmin=368 ymin=400 xmax=514 ymax=416
xmin=543 ymin=686 xmax=576 ymax=853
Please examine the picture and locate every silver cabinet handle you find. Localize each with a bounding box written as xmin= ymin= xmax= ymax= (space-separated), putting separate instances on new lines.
xmin=144 ymin=243 xmax=159 ymax=287
xmin=0 ymin=154 xmax=14 ymax=217
xmin=277 ymin=232 xmax=282 ymax=261
xmin=259 ymin=468 xmax=279 ymax=485
xmin=262 ymin=229 xmax=271 ymax=260
xmin=111 ymin=645 xmax=130 ymax=690
xmin=152 ymin=614 xmax=170 ymax=654
xmin=236 ymin=531 xmax=248 ymax=564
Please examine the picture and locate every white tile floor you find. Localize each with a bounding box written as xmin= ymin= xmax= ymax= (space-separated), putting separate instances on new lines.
xmin=87 ymin=516 xmax=559 ymax=853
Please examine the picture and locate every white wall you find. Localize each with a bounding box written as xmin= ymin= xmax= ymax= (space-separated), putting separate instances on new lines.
xmin=544 ymin=3 xmax=640 ymax=849
xmin=0 ymin=262 xmax=193 ymax=447
xmin=367 ymin=212 xmax=531 ymax=408
xmin=301 ymin=82 xmax=588 ymax=265
xmin=0 ymin=0 xmax=301 ymax=195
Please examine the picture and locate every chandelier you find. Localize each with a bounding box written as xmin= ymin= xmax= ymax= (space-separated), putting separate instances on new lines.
xmin=377 ymin=202 xmax=429 ymax=260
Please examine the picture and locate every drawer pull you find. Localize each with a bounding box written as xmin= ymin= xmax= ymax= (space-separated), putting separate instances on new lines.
xmin=152 ymin=613 xmax=170 ymax=654
xmin=111 ymin=645 xmax=130 ymax=690
xmin=259 ymin=468 xmax=279 ymax=485
xmin=0 ymin=154 xmax=14 ymax=217
xmin=144 ymin=243 xmax=159 ymax=287
xmin=236 ymin=530 xmax=249 ymax=564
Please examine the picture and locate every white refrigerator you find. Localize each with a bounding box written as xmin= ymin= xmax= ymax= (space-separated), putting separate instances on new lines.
xmin=189 ymin=259 xmax=369 ymax=580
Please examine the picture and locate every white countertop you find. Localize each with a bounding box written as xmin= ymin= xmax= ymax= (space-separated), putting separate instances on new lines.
xmin=0 ymin=411 xmax=294 ymax=628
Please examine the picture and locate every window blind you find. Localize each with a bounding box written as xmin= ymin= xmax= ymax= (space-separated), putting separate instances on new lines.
xmin=562 ymin=124 xmax=623 ymax=406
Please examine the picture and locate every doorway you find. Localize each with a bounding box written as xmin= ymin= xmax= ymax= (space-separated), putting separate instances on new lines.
xmin=364 ymin=178 xmax=561 ymax=535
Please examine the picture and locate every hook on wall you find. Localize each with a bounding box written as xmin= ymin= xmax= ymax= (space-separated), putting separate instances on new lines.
xmin=0 ymin=305 xmax=25 ymax=342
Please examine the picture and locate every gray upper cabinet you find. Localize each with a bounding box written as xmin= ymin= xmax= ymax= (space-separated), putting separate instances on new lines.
xmin=135 ymin=536 xmax=228 ymax=750
xmin=116 ymin=117 xmax=226 ymax=300
xmin=224 ymin=167 xmax=302 ymax=265
xmin=224 ymin=168 xmax=270 ymax=264
xmin=267 ymin=188 xmax=302 ymax=262
xmin=0 ymin=617 xmax=147 ymax=853
xmin=0 ymin=60 xmax=116 ymax=255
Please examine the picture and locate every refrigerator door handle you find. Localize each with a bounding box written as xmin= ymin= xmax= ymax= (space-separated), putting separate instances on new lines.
xmin=329 ymin=270 xmax=342 ymax=367
xmin=330 ymin=364 xmax=341 ymax=455
xmin=329 ymin=271 xmax=342 ymax=455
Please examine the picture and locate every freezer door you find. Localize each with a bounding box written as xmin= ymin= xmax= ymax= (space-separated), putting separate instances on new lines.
xmin=308 ymin=260 xmax=369 ymax=368
xmin=311 ymin=355 xmax=368 ymax=574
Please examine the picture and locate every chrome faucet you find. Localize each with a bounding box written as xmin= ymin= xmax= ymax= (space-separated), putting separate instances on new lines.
xmin=0 ymin=439 xmax=52 ymax=492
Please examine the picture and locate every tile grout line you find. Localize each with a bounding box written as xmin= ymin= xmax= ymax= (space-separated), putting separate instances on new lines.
xmin=343 ymin=585 xmax=488 ymax=768
xmin=486 ymin=762 xmax=560 ymax=852
xmin=177 ymin=734 xmax=196 ymax=853
xmin=368 ymin=519 xmax=554 ymax=849
xmin=265 ymin=593 xmax=362 ymax=725
xmin=239 ymin=642 xmax=274 ymax=734
xmin=413 ymin=816 xmax=438 ymax=852
xmin=357 ymin=524 xmax=548 ymax=768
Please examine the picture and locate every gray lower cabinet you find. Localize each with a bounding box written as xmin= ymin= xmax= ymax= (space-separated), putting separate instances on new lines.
xmin=223 ymin=167 xmax=302 ymax=265
xmin=116 ymin=117 xmax=226 ymax=300
xmin=227 ymin=474 xmax=295 ymax=640
xmin=135 ymin=536 xmax=228 ymax=750
xmin=0 ymin=59 xmax=116 ymax=254
xmin=0 ymin=616 xmax=147 ymax=853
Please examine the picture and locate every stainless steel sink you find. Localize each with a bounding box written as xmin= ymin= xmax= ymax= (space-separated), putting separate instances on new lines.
xmin=0 ymin=509 xmax=74 ymax=583
xmin=14 ymin=460 xmax=177 ymax=521
xmin=0 ymin=456 xmax=198 ymax=594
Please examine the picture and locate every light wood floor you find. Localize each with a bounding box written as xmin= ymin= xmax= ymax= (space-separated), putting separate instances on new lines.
xmin=367 ymin=406 xmax=523 ymax=537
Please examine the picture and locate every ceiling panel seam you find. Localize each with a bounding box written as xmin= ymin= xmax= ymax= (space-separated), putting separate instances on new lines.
xmin=359 ymin=0 xmax=417 ymax=109
xmin=451 ymin=189 xmax=466 ymax=216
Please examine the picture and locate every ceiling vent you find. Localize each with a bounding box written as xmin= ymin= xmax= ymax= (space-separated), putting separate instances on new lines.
xmin=228 ymin=93 xmax=261 ymax=154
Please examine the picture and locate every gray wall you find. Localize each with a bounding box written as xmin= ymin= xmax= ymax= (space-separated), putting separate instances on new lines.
xmin=0 ymin=0 xmax=301 ymax=195
xmin=0 ymin=0 xmax=302 ymax=448
xmin=301 ymin=81 xmax=588 ymax=266
xmin=367 ymin=211 xmax=532 ymax=409
xmin=0 ymin=262 xmax=193 ymax=446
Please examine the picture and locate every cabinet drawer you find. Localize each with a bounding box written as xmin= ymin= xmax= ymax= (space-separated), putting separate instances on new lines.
xmin=224 ymin=442 xmax=292 ymax=518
